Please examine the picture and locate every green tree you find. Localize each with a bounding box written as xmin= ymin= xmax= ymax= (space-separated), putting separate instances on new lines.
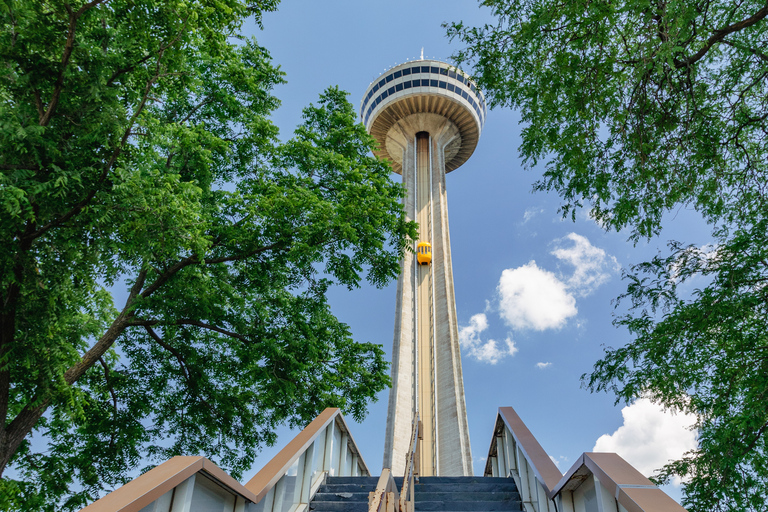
xmin=448 ymin=1 xmax=768 ymax=510
xmin=0 ymin=1 xmax=415 ymax=509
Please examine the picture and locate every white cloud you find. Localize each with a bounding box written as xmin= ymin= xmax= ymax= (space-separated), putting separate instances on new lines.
xmin=497 ymin=262 xmax=577 ymax=330
xmin=459 ymin=313 xmax=518 ymax=364
xmin=523 ymin=207 xmax=545 ymax=223
xmin=667 ymin=244 xmax=719 ymax=283
xmin=551 ymin=233 xmax=620 ymax=297
xmin=593 ymin=398 xmax=697 ymax=485
xmin=536 ymin=362 xmax=552 ymax=369
xmin=549 ymin=455 xmax=569 ymax=470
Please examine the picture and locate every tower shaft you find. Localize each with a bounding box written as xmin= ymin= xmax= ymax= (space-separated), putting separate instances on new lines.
xmin=361 ymin=59 xmax=486 ymax=477
xmin=382 ymin=118 xmax=472 ymax=476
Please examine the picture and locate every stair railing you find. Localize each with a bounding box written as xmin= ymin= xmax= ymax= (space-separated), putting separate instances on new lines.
xmin=484 ymin=407 xmax=561 ymax=512
xmin=485 ymin=406 xmax=687 ymax=512
xmin=398 ymin=415 xmax=420 ymax=512
xmin=246 ymin=408 xmax=369 ymax=512
xmin=368 ymin=468 xmax=399 ymax=512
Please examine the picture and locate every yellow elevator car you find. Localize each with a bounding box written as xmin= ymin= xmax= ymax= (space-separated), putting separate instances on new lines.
xmin=417 ymin=242 xmax=432 ymax=265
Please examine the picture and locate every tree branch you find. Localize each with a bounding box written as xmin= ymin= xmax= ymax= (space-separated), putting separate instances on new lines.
xmin=39 ymin=0 xmax=111 ymax=126
xmin=62 ymin=268 xmax=147 ymax=386
xmin=0 ymin=164 xmax=41 ymax=171
xmin=25 ymin=55 xmax=162 ymax=242
xmin=139 ymin=239 xmax=287 ymax=300
xmin=98 ymin=356 xmax=119 ymax=449
xmin=106 ymin=52 xmax=155 ymax=86
xmin=26 ymin=17 xmax=190 ymax=243
xmin=131 ymin=319 xmax=251 ymax=343
xmin=676 ymin=3 xmax=768 ymax=68
xmin=721 ymin=38 xmax=768 ymax=62
xmin=144 ymin=325 xmax=192 ymax=386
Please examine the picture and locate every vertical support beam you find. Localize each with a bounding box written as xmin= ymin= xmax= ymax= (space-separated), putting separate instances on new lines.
xmin=259 ymin=486 xmax=276 ymax=512
xmin=497 ymin=434 xmax=508 ymax=478
xmin=382 ymin=138 xmax=416 ymax=477
xmin=595 ymin=478 xmax=619 ymax=512
xmin=339 ymin=433 xmax=349 ymax=475
xmin=516 ymin=446 xmax=535 ymax=512
xmin=299 ymin=442 xmax=315 ymax=504
xmin=170 ymin=474 xmax=195 ymax=512
xmin=323 ymin=420 xmax=335 ymax=473
xmin=271 ymin=476 xmax=285 ymax=512
xmin=415 ymin=131 xmax=436 ymax=477
xmin=503 ymin=428 xmax=516 ymax=472
xmin=557 ymin=491 xmax=575 ymax=512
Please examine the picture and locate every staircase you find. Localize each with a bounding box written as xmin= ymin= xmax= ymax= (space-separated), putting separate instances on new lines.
xmin=309 ymin=475 xmax=523 ymax=512
xmin=414 ymin=477 xmax=523 ymax=511
xmin=311 ymin=476 xmax=381 ymax=512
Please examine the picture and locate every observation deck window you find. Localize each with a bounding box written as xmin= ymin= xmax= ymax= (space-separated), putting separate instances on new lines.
xmin=402 ymin=68 xmax=411 ymax=76
xmin=438 ymin=81 xmax=447 ymax=89
xmin=431 ymin=66 xmax=439 ymax=74
xmin=421 ymin=66 xmax=430 ymax=73
xmin=386 ymin=74 xmax=394 ymax=83
xmin=394 ymin=70 xmax=402 ymax=78
xmin=430 ymin=79 xmax=438 ymax=87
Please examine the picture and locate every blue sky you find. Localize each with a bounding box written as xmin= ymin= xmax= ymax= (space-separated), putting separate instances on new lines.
xmin=240 ymin=0 xmax=710 ymax=500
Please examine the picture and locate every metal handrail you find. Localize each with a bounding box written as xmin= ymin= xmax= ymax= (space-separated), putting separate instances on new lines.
xmin=368 ymin=468 xmax=399 ymax=512
xmin=245 ymin=408 xmax=369 ymax=507
xmin=486 ymin=406 xmax=687 ymax=512
xmin=398 ymin=415 xmax=420 ymax=512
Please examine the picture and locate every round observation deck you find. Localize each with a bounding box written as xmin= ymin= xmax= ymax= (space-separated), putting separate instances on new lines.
xmin=360 ymin=59 xmax=487 ymax=174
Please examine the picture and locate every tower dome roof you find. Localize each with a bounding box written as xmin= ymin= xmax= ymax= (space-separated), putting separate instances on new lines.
xmin=360 ymin=59 xmax=486 ymax=174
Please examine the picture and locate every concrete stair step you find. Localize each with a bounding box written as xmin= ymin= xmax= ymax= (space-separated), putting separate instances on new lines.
xmin=415 ymin=491 xmax=521 ymax=502
xmin=309 ymin=502 xmax=369 ymax=512
xmin=312 ymin=492 xmax=370 ymax=502
xmin=414 ymin=483 xmax=519 ymax=493
xmin=325 ymin=476 xmax=380 ymax=485
xmin=415 ymin=499 xmax=523 ymax=511
xmin=415 ymin=477 xmax=513 ymax=484
xmin=316 ymin=483 xmax=379 ymax=493
xmin=309 ymin=476 xmax=524 ymax=512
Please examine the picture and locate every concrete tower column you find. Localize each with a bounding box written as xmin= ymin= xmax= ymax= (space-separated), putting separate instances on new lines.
xmin=361 ymin=60 xmax=486 ymax=477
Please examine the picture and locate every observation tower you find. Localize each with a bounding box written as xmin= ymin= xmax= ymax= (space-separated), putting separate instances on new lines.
xmin=361 ymin=59 xmax=486 ymax=476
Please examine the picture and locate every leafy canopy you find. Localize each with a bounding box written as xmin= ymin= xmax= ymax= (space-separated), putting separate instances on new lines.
xmin=0 ymin=0 xmax=415 ymax=510
xmin=448 ymin=1 xmax=768 ymax=510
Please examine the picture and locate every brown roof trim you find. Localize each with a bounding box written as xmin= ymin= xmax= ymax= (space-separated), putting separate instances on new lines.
xmin=552 ymin=452 xmax=687 ymax=512
xmin=79 ymin=456 xmax=260 ymax=512
xmin=497 ymin=406 xmax=563 ymax=492
xmin=245 ymin=408 xmax=369 ymax=502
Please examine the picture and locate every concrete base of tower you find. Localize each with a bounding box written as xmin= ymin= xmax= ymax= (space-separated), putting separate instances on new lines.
xmin=382 ymin=113 xmax=473 ymax=477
